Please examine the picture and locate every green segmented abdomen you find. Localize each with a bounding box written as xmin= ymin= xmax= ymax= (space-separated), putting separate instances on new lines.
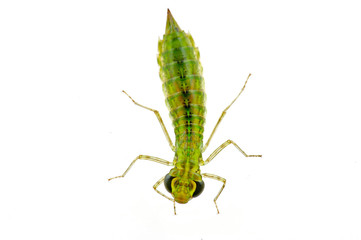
xmin=158 ymin=28 xmax=206 ymax=149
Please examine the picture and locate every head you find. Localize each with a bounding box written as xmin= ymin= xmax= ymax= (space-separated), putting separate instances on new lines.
xmin=164 ymin=170 xmax=205 ymax=204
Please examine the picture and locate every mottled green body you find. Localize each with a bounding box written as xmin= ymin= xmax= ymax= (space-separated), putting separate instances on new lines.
xmin=157 ymin=10 xmax=205 ymax=203
xmin=109 ymin=10 xmax=262 ymax=212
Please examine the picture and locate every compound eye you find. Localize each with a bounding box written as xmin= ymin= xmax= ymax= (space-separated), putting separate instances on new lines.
xmin=192 ymin=180 xmax=205 ymax=198
xmin=164 ymin=174 xmax=175 ymax=193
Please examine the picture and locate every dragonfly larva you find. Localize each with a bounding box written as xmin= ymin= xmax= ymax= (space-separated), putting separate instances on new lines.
xmin=109 ymin=9 xmax=262 ymax=214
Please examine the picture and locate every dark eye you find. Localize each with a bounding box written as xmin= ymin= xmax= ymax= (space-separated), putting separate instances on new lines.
xmin=164 ymin=174 xmax=175 ymax=193
xmin=192 ymin=180 xmax=205 ymax=198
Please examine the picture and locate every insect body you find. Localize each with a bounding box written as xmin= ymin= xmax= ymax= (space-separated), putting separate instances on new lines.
xmin=109 ymin=9 xmax=262 ymax=214
xmin=158 ymin=10 xmax=206 ymax=204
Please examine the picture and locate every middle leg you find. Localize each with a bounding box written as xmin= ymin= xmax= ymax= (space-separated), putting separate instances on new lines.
xmin=203 ymin=139 xmax=262 ymax=166
xmin=108 ymin=155 xmax=173 ymax=181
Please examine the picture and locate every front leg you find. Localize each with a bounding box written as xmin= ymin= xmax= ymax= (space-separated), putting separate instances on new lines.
xmin=202 ymin=173 xmax=226 ymax=214
xmin=153 ymin=176 xmax=176 ymax=215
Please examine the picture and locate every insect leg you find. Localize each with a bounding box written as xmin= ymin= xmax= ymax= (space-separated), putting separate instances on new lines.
xmin=202 ymin=173 xmax=226 ymax=214
xmin=202 ymin=139 xmax=262 ymax=166
xmin=108 ymin=155 xmax=173 ymax=181
xmin=122 ymin=90 xmax=175 ymax=152
xmin=153 ymin=176 xmax=177 ymax=215
xmin=202 ymin=74 xmax=251 ymax=153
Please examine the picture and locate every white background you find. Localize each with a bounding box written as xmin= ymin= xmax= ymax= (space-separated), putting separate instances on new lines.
xmin=1 ymin=0 xmax=360 ymax=239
